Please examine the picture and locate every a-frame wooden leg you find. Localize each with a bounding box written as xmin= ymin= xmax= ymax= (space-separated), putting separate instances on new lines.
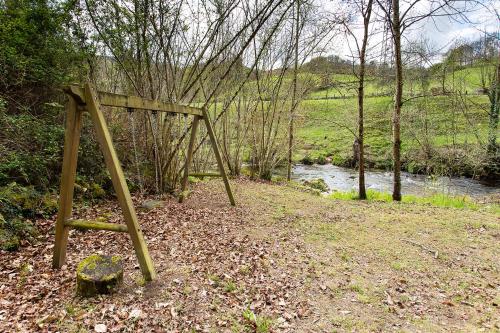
xmin=201 ymin=108 xmax=236 ymax=206
xmin=53 ymin=97 xmax=83 ymax=268
xmin=84 ymin=83 xmax=156 ymax=281
xmin=179 ymin=115 xmax=200 ymax=203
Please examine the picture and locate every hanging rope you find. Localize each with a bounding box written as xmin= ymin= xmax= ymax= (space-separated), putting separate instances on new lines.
xmin=127 ymin=108 xmax=144 ymax=194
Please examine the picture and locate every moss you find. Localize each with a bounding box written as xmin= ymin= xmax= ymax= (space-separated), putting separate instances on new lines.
xmin=188 ymin=176 xmax=201 ymax=184
xmin=77 ymin=254 xmax=101 ymax=281
xmin=76 ymin=254 xmax=123 ymax=297
xmin=40 ymin=193 xmax=58 ymax=216
xmin=111 ymin=255 xmax=121 ymax=264
xmin=9 ymin=218 xmax=38 ymax=240
xmin=0 ymin=228 xmax=20 ymax=251
xmin=90 ymin=183 xmax=106 ymax=199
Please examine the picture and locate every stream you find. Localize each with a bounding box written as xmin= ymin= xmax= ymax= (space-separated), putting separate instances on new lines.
xmin=292 ymin=164 xmax=499 ymax=198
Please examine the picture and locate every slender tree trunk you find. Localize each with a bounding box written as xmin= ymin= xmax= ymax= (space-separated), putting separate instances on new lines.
xmin=487 ymin=54 xmax=500 ymax=156
xmin=391 ymin=0 xmax=403 ymax=201
xmin=287 ymin=0 xmax=300 ymax=181
xmin=357 ymin=0 xmax=373 ymax=200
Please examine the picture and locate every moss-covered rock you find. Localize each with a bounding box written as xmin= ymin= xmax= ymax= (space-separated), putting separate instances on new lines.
xmin=77 ymin=254 xmax=123 ymax=297
xmin=0 ymin=228 xmax=20 ymax=251
xmin=0 ymin=212 xmax=37 ymax=251
xmin=140 ymin=200 xmax=164 ymax=211
xmin=303 ymin=178 xmax=329 ymax=192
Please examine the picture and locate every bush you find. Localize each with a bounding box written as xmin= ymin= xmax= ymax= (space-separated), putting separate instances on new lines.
xmin=0 ymin=182 xmax=58 ymax=251
xmin=0 ymin=106 xmax=65 ymax=189
xmin=301 ymin=155 xmax=314 ymax=165
xmin=0 ymin=182 xmax=57 ymax=218
xmin=316 ymin=155 xmax=328 ymax=165
xmin=0 ymin=227 xmax=20 ymax=251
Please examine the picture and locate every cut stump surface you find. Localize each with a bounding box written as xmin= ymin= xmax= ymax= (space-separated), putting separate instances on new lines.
xmin=76 ymin=254 xmax=123 ymax=297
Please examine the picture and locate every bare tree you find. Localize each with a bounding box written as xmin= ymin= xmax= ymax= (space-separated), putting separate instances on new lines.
xmin=342 ymin=0 xmax=375 ymax=199
xmin=375 ymin=0 xmax=473 ymax=200
xmin=487 ymin=52 xmax=499 ymax=157
xmin=287 ymin=0 xmax=301 ymax=181
xmin=76 ymin=0 xmax=299 ymax=192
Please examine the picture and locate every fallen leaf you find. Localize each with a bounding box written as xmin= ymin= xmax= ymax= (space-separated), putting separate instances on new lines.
xmin=95 ymin=323 xmax=107 ymax=332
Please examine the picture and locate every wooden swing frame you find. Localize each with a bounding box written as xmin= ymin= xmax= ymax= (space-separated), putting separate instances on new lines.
xmin=52 ymin=82 xmax=235 ymax=281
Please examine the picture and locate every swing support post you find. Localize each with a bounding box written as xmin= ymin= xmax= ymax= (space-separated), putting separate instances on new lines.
xmin=201 ymin=108 xmax=235 ymax=206
xmin=179 ymin=115 xmax=200 ymax=203
xmin=53 ymin=83 xmax=235 ymax=281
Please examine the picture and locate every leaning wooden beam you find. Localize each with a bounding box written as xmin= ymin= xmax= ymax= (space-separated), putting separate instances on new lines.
xmin=53 ymin=96 xmax=83 ymax=268
xmin=202 ymin=108 xmax=236 ymax=206
xmin=67 ymin=85 xmax=203 ymax=117
xmin=65 ymin=219 xmax=128 ymax=233
xmin=84 ymin=83 xmax=156 ymax=281
xmin=179 ymin=115 xmax=200 ymax=203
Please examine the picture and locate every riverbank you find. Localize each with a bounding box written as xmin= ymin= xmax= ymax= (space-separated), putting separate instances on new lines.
xmin=1 ymin=178 xmax=499 ymax=332
xmin=290 ymin=163 xmax=500 ymax=199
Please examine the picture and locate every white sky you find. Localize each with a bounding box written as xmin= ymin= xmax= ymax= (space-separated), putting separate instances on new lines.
xmin=320 ymin=0 xmax=500 ymax=64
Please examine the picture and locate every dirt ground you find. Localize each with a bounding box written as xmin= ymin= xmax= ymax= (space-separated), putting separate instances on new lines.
xmin=0 ymin=178 xmax=499 ymax=332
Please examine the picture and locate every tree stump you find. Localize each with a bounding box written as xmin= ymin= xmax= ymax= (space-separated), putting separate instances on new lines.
xmin=76 ymin=254 xmax=123 ymax=297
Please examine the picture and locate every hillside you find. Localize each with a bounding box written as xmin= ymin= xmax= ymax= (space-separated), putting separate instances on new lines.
xmin=295 ymin=64 xmax=495 ymax=177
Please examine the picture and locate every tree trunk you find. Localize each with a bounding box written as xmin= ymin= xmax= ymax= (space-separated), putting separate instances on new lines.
xmin=391 ymin=0 xmax=402 ymax=201
xmin=487 ymin=54 xmax=499 ymax=156
xmin=287 ymin=0 xmax=300 ymax=181
xmin=357 ymin=0 xmax=373 ymax=200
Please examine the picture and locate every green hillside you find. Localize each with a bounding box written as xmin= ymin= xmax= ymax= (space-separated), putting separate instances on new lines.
xmin=295 ymin=64 xmax=494 ymax=176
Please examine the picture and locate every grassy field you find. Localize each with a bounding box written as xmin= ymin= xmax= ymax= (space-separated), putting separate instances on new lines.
xmin=305 ymin=64 xmax=494 ymax=99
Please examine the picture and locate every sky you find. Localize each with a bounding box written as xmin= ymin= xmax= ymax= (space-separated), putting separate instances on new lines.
xmin=320 ymin=0 xmax=500 ymax=64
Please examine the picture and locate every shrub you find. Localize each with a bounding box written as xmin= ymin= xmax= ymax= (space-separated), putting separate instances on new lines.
xmin=0 ymin=182 xmax=59 ymax=251
xmin=0 ymin=106 xmax=65 ymax=189
xmin=301 ymin=155 xmax=314 ymax=165
xmin=316 ymin=155 xmax=328 ymax=165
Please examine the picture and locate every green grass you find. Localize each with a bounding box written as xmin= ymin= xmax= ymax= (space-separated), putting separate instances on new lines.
xmin=233 ymin=179 xmax=500 ymax=331
xmin=328 ymin=189 xmax=499 ymax=213
xmin=307 ymin=74 xmax=389 ymax=99
xmin=242 ymin=309 xmax=273 ymax=333
xmin=306 ymin=65 xmax=496 ymax=100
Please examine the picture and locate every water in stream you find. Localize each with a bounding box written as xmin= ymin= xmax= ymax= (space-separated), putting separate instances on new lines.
xmin=292 ymin=164 xmax=499 ymax=198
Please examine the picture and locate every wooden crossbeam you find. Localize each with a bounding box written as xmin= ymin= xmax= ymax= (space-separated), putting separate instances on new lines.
xmin=189 ymin=173 xmax=222 ymax=178
xmin=66 ymin=85 xmax=203 ymax=117
xmin=65 ymin=219 xmax=128 ymax=232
